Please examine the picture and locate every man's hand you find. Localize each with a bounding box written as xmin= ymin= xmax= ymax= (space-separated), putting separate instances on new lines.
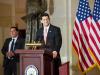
xmin=52 ymin=51 xmax=58 ymax=58
xmin=6 ymin=51 xmax=15 ymax=58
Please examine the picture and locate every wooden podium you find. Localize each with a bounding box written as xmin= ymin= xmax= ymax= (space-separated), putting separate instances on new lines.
xmin=15 ymin=49 xmax=54 ymax=75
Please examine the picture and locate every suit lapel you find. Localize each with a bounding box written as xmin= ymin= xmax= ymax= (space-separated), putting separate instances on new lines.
xmin=14 ymin=37 xmax=19 ymax=50
xmin=8 ymin=38 xmax=12 ymax=51
xmin=40 ymin=28 xmax=45 ymax=44
xmin=46 ymin=25 xmax=52 ymax=44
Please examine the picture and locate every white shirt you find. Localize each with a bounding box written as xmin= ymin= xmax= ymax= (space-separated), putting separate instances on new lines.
xmin=8 ymin=36 xmax=18 ymax=52
xmin=43 ymin=25 xmax=50 ymax=36
xmin=43 ymin=25 xmax=50 ymax=44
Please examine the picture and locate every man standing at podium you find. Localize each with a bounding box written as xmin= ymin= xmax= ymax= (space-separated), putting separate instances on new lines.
xmin=36 ymin=13 xmax=62 ymax=75
xmin=1 ymin=27 xmax=25 ymax=75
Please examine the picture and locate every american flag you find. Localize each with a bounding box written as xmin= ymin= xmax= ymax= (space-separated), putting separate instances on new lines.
xmin=89 ymin=0 xmax=100 ymax=67
xmin=72 ymin=0 xmax=95 ymax=72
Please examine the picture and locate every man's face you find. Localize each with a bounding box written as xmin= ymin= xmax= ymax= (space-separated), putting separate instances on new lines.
xmin=10 ymin=28 xmax=18 ymax=38
xmin=41 ymin=16 xmax=50 ymax=27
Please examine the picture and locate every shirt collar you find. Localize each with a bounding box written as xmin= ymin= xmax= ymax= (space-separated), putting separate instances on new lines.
xmin=12 ymin=36 xmax=18 ymax=42
xmin=44 ymin=24 xmax=50 ymax=30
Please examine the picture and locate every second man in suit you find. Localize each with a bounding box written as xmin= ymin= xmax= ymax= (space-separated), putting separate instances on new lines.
xmin=1 ymin=27 xmax=25 ymax=75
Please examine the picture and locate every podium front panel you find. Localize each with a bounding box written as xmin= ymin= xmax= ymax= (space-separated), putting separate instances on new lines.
xmin=20 ymin=53 xmax=44 ymax=75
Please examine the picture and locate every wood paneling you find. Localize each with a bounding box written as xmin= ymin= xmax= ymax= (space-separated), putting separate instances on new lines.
xmin=0 ymin=3 xmax=12 ymax=27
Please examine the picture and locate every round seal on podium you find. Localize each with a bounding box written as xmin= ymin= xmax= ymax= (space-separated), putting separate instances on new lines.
xmin=25 ymin=65 xmax=38 ymax=75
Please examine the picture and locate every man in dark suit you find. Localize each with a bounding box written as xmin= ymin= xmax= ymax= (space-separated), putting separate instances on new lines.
xmin=1 ymin=27 xmax=25 ymax=75
xmin=36 ymin=13 xmax=62 ymax=75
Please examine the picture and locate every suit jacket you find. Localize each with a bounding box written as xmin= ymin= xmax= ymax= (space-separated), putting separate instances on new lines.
xmin=1 ymin=37 xmax=25 ymax=67
xmin=36 ymin=24 xmax=62 ymax=52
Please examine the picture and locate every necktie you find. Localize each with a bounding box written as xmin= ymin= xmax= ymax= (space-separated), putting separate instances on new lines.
xmin=44 ymin=28 xmax=48 ymax=44
xmin=11 ymin=39 xmax=15 ymax=51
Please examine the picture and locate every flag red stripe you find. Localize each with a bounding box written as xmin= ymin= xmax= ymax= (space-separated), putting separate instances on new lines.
xmin=90 ymin=34 xmax=100 ymax=54
xmin=72 ymin=34 xmax=79 ymax=54
xmin=79 ymin=60 xmax=84 ymax=72
xmin=85 ymin=18 xmax=90 ymax=30
xmin=75 ymin=21 xmax=80 ymax=33
xmin=79 ymin=47 xmax=89 ymax=68
xmin=91 ymin=23 xmax=100 ymax=42
xmin=73 ymin=28 xmax=79 ymax=46
xmin=89 ymin=44 xmax=100 ymax=64
xmin=72 ymin=41 xmax=78 ymax=55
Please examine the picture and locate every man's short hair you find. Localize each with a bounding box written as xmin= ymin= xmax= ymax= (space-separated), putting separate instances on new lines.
xmin=10 ymin=26 xmax=19 ymax=31
xmin=40 ymin=13 xmax=50 ymax=20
